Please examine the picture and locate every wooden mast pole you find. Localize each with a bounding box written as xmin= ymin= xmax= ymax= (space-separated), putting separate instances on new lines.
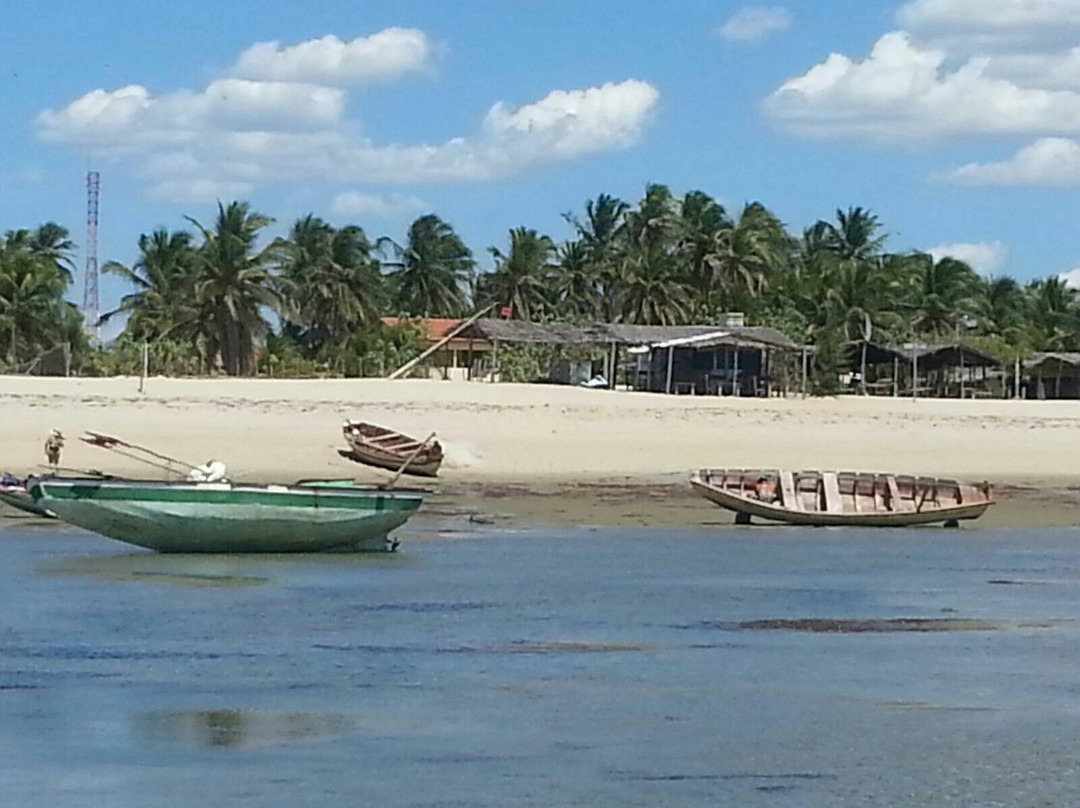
xmin=388 ymin=304 xmax=496 ymax=380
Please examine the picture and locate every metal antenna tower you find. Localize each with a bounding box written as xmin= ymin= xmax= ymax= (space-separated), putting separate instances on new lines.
xmin=83 ymin=171 xmax=100 ymax=338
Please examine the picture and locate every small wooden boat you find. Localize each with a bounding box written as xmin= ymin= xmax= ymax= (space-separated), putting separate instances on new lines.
xmin=341 ymin=421 xmax=443 ymax=478
xmin=29 ymin=477 xmax=425 ymax=553
xmin=690 ymin=468 xmax=994 ymax=527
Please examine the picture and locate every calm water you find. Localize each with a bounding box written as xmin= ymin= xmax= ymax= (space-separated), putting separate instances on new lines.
xmin=4 ymin=518 xmax=1080 ymax=806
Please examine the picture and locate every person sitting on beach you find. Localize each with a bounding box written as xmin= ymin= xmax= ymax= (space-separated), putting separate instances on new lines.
xmin=754 ymin=475 xmax=777 ymax=503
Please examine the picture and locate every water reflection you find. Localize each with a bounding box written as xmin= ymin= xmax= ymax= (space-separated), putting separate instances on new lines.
xmin=135 ymin=709 xmax=355 ymax=749
xmin=41 ymin=555 xmax=272 ymax=587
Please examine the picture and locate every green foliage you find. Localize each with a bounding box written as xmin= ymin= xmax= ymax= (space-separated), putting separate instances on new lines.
xmin=496 ymin=344 xmax=561 ymax=383
xmin=12 ymin=190 xmax=1080 ymax=390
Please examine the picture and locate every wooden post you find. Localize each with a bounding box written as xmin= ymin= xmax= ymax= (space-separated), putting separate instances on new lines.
xmin=492 ymin=339 xmax=499 ymax=383
xmin=912 ymin=347 xmax=918 ymax=401
xmin=733 ymin=341 xmax=740 ymax=396
xmin=860 ymin=341 xmax=868 ymax=396
xmin=1015 ymin=355 xmax=1021 ymax=399
xmin=608 ymin=342 xmax=618 ymax=390
xmin=959 ymin=348 xmax=965 ymax=399
xmin=892 ymin=356 xmax=898 ymax=397
xmin=1056 ymin=361 xmax=1063 ymax=399
xmin=467 ymin=338 xmax=474 ymax=381
xmin=800 ymin=348 xmax=808 ymax=397
xmin=665 ymin=345 xmax=674 ymax=394
xmin=139 ymin=341 xmax=148 ymax=393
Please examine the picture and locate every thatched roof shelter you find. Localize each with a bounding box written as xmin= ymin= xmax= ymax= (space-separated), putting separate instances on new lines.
xmin=460 ymin=319 xmax=799 ymax=351
xmin=849 ymin=341 xmax=1002 ymax=370
xmin=1026 ymin=352 xmax=1080 ymax=374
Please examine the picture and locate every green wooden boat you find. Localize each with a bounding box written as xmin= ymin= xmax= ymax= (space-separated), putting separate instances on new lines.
xmin=28 ymin=477 xmax=424 ymax=553
xmin=0 ymin=485 xmax=56 ymax=519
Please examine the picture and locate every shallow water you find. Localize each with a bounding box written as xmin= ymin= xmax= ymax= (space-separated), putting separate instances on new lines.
xmin=4 ymin=521 xmax=1080 ymax=806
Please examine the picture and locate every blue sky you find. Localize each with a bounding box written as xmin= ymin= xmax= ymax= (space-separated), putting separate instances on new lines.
xmin=4 ymin=0 xmax=1080 ymax=328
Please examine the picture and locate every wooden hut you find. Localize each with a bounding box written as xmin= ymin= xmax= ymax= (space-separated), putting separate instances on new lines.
xmin=1024 ymin=353 xmax=1080 ymax=399
xmin=846 ymin=341 xmax=1004 ymax=398
xmin=458 ymin=319 xmax=800 ymax=393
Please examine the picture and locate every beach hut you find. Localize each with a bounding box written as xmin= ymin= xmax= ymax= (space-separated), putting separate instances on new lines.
xmin=380 ymin=317 xmax=493 ymax=381
xmin=458 ymin=319 xmax=800 ymax=391
xmin=1024 ymin=353 xmax=1080 ymax=399
xmin=845 ymin=341 xmax=1004 ymax=398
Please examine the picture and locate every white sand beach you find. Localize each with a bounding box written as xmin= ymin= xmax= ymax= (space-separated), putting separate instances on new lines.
xmin=2 ymin=376 xmax=1078 ymax=488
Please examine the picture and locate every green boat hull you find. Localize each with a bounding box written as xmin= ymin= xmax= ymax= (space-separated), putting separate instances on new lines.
xmin=0 ymin=488 xmax=56 ymax=519
xmin=30 ymin=478 xmax=424 ymax=553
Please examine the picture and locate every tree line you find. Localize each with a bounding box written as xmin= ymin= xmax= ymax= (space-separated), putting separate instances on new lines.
xmin=1 ymin=185 xmax=1077 ymax=380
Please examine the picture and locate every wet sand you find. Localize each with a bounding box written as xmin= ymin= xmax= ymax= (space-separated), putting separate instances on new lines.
xmin=423 ymin=480 xmax=1080 ymax=530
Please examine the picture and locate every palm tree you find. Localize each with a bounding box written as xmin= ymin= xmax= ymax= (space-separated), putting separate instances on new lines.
xmin=907 ymin=254 xmax=981 ymax=336
xmin=822 ymin=207 xmax=886 ymax=261
xmin=706 ymin=202 xmax=789 ymax=316
xmin=482 ymin=227 xmax=556 ymax=321
xmin=976 ymin=276 xmax=1027 ymax=343
xmin=553 ymin=241 xmax=598 ymax=320
xmin=563 ymin=193 xmax=629 ymax=321
xmin=278 ymin=215 xmax=384 ymax=353
xmin=383 ymin=215 xmax=474 ymax=317
xmin=187 ymin=201 xmax=284 ymax=376
xmin=3 ymin=223 xmax=76 ymax=285
xmin=1026 ymin=276 xmax=1079 ymax=351
xmin=619 ymin=247 xmax=690 ymax=325
xmin=678 ymin=190 xmax=731 ymax=316
xmin=102 ymin=229 xmax=198 ymax=339
xmin=0 ymin=250 xmax=66 ymax=363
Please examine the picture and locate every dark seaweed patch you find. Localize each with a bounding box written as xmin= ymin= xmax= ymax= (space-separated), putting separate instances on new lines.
xmin=707 ymin=618 xmax=1063 ymax=633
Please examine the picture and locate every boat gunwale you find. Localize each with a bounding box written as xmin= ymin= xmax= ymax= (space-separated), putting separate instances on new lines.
xmin=689 ymin=469 xmax=994 ymax=526
xmin=29 ymin=478 xmax=428 ymax=512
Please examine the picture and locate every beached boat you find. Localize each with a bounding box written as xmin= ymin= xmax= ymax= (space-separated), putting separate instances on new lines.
xmin=690 ymin=468 xmax=994 ymax=527
xmin=0 ymin=473 xmax=55 ymax=518
xmin=341 ymin=421 xmax=443 ymax=478
xmin=28 ymin=477 xmax=425 ymax=553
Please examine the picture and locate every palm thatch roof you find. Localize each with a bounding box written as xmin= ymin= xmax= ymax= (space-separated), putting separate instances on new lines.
xmin=848 ymin=341 xmax=1002 ymax=369
xmin=460 ymin=319 xmax=799 ymax=351
xmin=1026 ymin=352 xmax=1080 ymax=373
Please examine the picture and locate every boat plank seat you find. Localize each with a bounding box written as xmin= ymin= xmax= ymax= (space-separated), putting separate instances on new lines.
xmin=822 ymin=471 xmax=843 ymax=514
xmin=886 ymin=475 xmax=911 ymax=512
xmin=779 ymin=470 xmax=799 ymax=510
xmin=365 ymin=433 xmax=416 ymax=445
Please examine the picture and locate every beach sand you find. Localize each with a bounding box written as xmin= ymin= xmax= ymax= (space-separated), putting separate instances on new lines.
xmin=3 ymin=375 xmax=1080 ymax=528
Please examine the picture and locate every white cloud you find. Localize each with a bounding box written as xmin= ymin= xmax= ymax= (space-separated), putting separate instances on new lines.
xmin=1060 ymin=267 xmax=1080 ymax=288
xmin=765 ymin=31 xmax=1080 ymax=140
xmin=483 ymin=80 xmax=660 ymax=161
xmin=898 ymin=0 xmax=1080 ymax=34
xmin=947 ymin=137 xmax=1080 ymax=185
xmin=927 ymin=241 xmax=1008 ymax=275
xmin=151 ymin=178 xmax=256 ymax=204
xmin=37 ymin=80 xmax=344 ymax=151
xmin=331 ymin=192 xmax=427 ymax=217
xmin=38 ymin=60 xmax=659 ymax=196
xmin=717 ymin=7 xmax=793 ymax=42
xmin=985 ymin=47 xmax=1080 ymax=89
xmin=232 ymin=29 xmax=433 ymax=85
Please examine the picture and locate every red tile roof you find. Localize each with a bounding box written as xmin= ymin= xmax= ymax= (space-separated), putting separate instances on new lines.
xmin=381 ymin=317 xmax=462 ymax=343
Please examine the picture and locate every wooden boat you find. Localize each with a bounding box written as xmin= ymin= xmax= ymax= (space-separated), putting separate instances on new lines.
xmin=690 ymin=468 xmax=994 ymax=527
xmin=0 ymin=475 xmax=56 ymax=518
xmin=341 ymin=421 xmax=443 ymax=478
xmin=28 ymin=477 xmax=425 ymax=553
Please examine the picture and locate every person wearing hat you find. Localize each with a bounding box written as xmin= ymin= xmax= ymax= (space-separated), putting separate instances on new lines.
xmin=44 ymin=429 xmax=64 ymax=469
